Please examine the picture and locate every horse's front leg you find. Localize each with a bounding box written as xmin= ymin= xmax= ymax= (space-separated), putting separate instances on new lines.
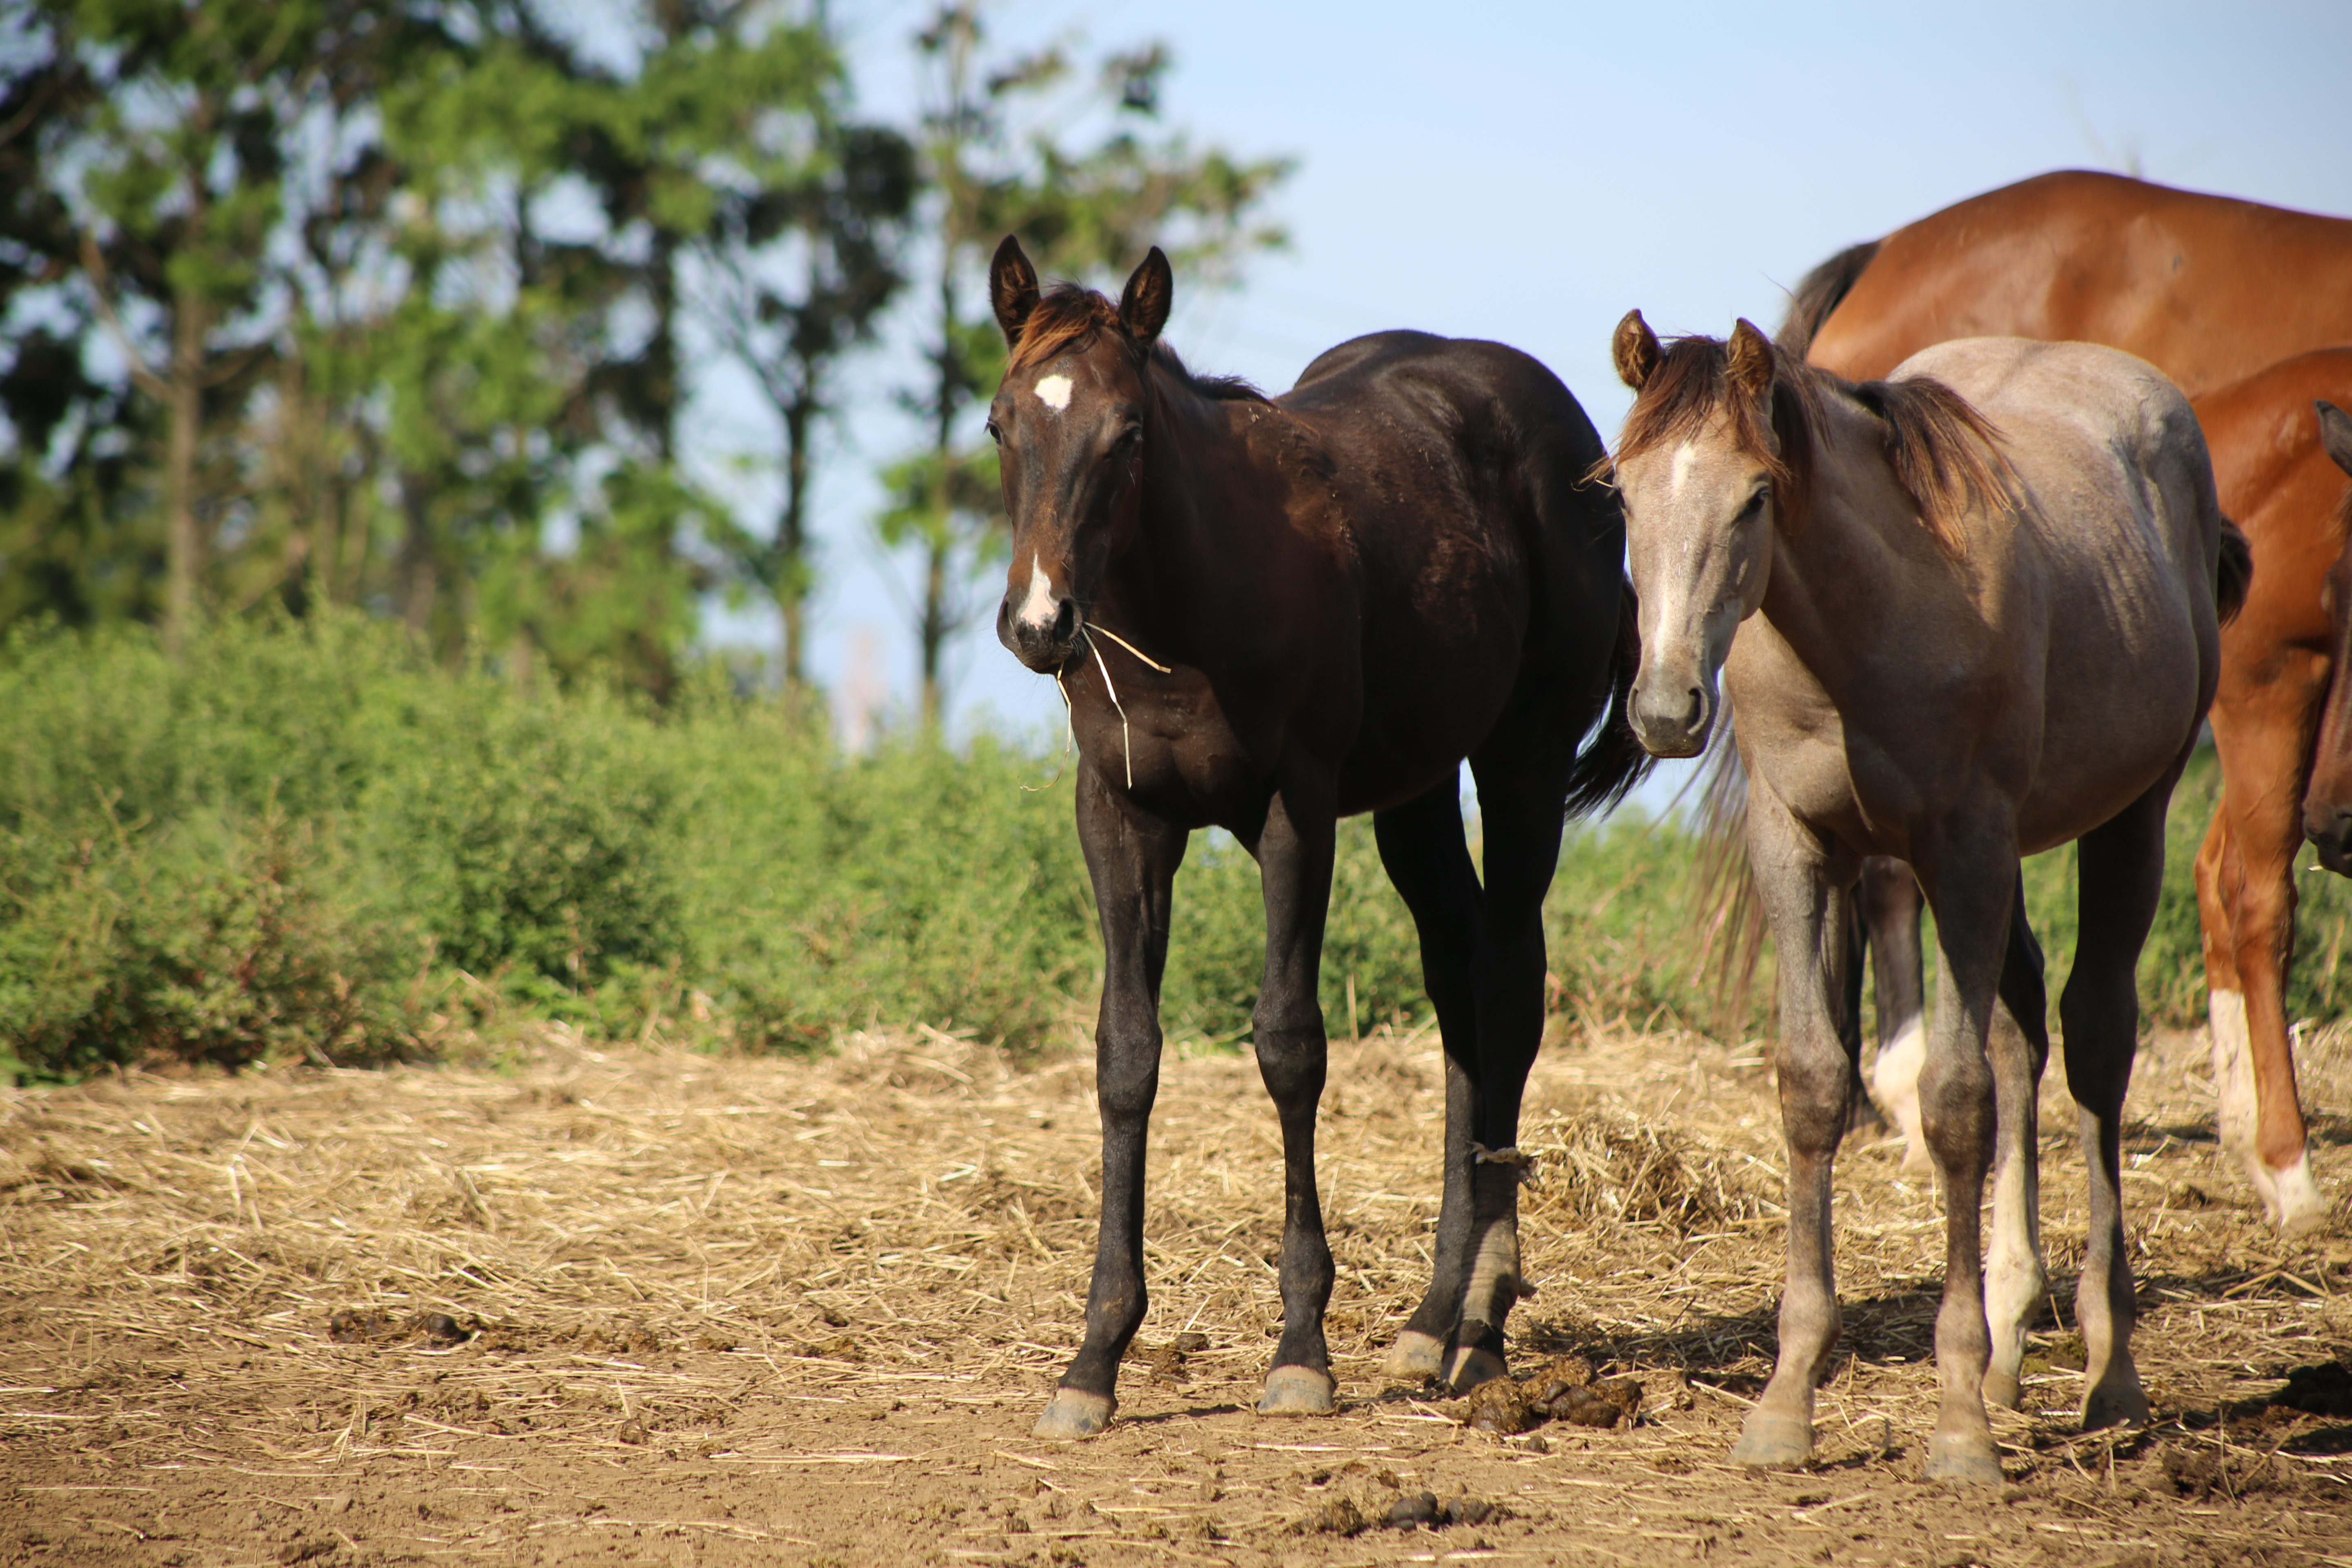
xmin=1035 ymin=770 xmax=1187 ymax=1439
xmin=1729 ymin=791 xmax=1858 ymax=1468
xmin=1252 ymin=781 xmax=1341 ymax=1416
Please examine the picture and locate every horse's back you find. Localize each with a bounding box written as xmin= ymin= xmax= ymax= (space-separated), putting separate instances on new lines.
xmin=1276 ymin=331 xmax=1623 ymax=805
xmin=1810 ymin=171 xmax=2352 ymax=393
xmin=1899 ymin=337 xmax=2222 ymax=839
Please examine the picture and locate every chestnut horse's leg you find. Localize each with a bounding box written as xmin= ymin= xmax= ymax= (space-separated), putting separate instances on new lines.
xmin=2065 ymin=771 xmax=2178 ymax=1432
xmin=1729 ymin=789 xmax=1858 ymax=1469
xmin=1911 ymin=819 xmax=2021 ymax=1486
xmin=1980 ymin=889 xmax=2051 ymax=1412
xmin=2203 ymin=688 xmax=2327 ymax=1234
xmin=1252 ymin=781 xmax=1342 ymax=1416
xmin=1035 ymin=770 xmax=1187 ymax=1440
xmin=1371 ymin=776 xmax=1485 ymax=1383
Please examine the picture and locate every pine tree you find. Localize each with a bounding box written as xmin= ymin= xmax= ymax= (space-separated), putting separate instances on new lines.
xmin=881 ymin=4 xmax=1290 ymax=730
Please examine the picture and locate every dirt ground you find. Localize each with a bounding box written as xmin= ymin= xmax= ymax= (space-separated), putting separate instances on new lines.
xmin=4 ymin=1012 xmax=2351 ymax=1568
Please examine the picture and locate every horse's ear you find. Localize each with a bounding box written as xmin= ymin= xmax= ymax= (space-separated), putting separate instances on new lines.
xmin=1728 ymin=318 xmax=1776 ymax=404
xmin=991 ymin=235 xmax=1040 ymax=348
xmin=1613 ymin=310 xmax=1660 ymax=391
xmin=2318 ymin=400 xmax=2352 ymax=480
xmin=1119 ymin=247 xmax=1173 ymax=346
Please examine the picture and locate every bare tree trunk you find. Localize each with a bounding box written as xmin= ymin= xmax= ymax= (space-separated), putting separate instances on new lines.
xmin=162 ymin=291 xmax=207 ymax=657
xmin=779 ymin=394 xmax=814 ymax=695
xmin=397 ymin=473 xmax=438 ymax=642
xmin=920 ymin=536 xmax=948 ymax=730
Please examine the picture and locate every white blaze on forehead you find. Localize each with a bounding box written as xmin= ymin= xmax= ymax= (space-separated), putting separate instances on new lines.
xmin=1034 ymin=374 xmax=1074 ymax=411
xmin=1017 ymin=552 xmax=1057 ymax=627
xmin=1668 ymin=440 xmax=1699 ymax=499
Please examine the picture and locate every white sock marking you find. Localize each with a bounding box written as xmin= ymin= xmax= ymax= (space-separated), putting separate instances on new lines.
xmin=1872 ymin=1017 xmax=1929 ymax=1173
xmin=1984 ymin=1102 xmax=2045 ymax=1390
xmin=2206 ymin=988 xmax=2277 ymax=1216
xmin=1035 ymin=374 xmax=1073 ymax=411
xmin=2272 ymin=1147 xmax=2327 ymax=1237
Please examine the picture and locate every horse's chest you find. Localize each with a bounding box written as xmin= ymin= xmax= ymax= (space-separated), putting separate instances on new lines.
xmin=1074 ymin=677 xmax=1265 ymax=825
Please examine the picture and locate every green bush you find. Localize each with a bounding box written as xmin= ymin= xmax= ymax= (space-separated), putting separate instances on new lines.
xmin=0 ymin=809 xmax=401 ymax=1080
xmin=3 ymin=615 xmax=2343 ymax=1083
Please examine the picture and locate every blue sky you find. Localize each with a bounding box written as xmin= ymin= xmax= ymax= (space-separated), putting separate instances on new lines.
xmin=690 ymin=0 xmax=2352 ymax=811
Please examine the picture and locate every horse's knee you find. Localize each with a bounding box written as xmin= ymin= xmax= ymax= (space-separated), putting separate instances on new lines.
xmin=1918 ymin=1050 xmax=1994 ymax=1165
xmin=1253 ymin=1022 xmax=1327 ymax=1106
xmin=1095 ymin=1048 xmax=1160 ymax=1123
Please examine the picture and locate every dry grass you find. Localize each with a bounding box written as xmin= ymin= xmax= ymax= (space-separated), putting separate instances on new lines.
xmin=3 ymin=1016 xmax=2351 ymax=1566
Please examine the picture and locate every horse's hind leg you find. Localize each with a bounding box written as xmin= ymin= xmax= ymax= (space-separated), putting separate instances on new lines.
xmin=2203 ymin=691 xmax=2327 ymax=1234
xmin=1730 ymin=791 xmax=1858 ymax=1469
xmin=1439 ymin=749 xmax=1574 ymax=1391
xmin=1858 ymin=857 xmax=1933 ymax=1171
xmin=2067 ymin=776 xmax=2177 ymax=1432
xmin=1371 ymin=776 xmax=1484 ymax=1383
xmin=1913 ymin=820 xmax=2022 ymax=1486
xmin=1981 ymin=883 xmax=2051 ymax=1411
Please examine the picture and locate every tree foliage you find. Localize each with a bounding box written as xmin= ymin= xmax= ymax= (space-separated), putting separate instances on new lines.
xmin=0 ymin=0 xmax=1290 ymax=726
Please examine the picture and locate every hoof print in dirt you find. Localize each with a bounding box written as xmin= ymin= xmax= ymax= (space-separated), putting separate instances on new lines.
xmin=2161 ymin=1444 xmax=2281 ymax=1499
xmin=326 ymin=1307 xmax=473 ymax=1348
xmin=1129 ymin=1330 xmax=1211 ymax=1384
xmin=1385 ymin=1490 xmax=1503 ymax=1531
xmin=1463 ymin=1354 xmax=1643 ymax=1433
xmin=1294 ymin=1497 xmax=1368 ymax=1537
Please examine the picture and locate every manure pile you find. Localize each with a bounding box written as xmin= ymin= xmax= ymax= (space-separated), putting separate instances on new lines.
xmin=3 ymin=1019 xmax=2349 ymax=1566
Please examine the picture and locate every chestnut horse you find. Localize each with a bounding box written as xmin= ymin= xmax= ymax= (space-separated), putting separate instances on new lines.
xmin=1760 ymin=171 xmax=2352 ymax=1233
xmin=985 ymin=238 xmax=1647 ymax=1437
xmin=1613 ymin=314 xmax=2243 ymax=1482
xmin=2192 ymin=356 xmax=2352 ymax=1234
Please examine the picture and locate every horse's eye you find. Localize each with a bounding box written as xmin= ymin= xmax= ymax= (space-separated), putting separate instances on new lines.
xmin=986 ymin=420 xmax=1003 ymax=445
xmin=1740 ymin=489 xmax=1768 ymax=519
xmin=1112 ymin=423 xmax=1142 ymax=450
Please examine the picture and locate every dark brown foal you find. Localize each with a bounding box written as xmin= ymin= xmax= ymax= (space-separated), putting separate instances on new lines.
xmin=985 ymin=238 xmax=1646 ymax=1437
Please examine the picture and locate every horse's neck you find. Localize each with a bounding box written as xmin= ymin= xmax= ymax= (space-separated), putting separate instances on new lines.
xmin=1749 ymin=402 xmax=1944 ymax=695
xmin=1096 ymin=381 xmax=1273 ymax=655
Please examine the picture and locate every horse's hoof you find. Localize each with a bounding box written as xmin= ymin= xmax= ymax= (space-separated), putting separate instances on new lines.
xmin=2274 ymin=1155 xmax=2328 ymax=1240
xmin=1257 ymin=1365 xmax=1337 ymax=1417
xmin=1444 ymin=1345 xmax=1507 ymax=1393
xmin=1033 ymin=1389 xmax=1115 ymax=1440
xmin=1923 ymin=1430 xmax=2004 ymax=1487
xmin=1382 ymin=1330 xmax=1446 ymax=1383
xmin=2080 ymin=1376 xmax=2150 ymax=1432
xmin=1980 ymin=1369 xmax=2024 ymax=1410
xmin=1728 ymin=1408 xmax=1813 ymax=1469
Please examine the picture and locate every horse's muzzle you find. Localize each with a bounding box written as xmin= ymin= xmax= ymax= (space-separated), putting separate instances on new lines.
xmin=999 ymin=593 xmax=1082 ymax=675
xmin=2306 ymin=802 xmax=2352 ymax=878
xmin=1630 ymin=673 xmax=1714 ymax=759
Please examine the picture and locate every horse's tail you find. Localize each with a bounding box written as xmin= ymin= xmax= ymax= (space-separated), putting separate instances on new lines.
xmin=1777 ymin=240 xmax=1882 ymax=361
xmin=2216 ymin=516 xmax=2253 ymax=626
xmin=1564 ymin=579 xmax=1657 ymax=817
xmin=1684 ymin=722 xmax=1770 ymax=1029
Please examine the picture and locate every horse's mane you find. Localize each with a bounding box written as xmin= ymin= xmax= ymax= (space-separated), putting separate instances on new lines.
xmin=1009 ymin=282 xmax=1268 ymax=403
xmin=1608 ymin=332 xmax=2007 ymax=550
xmin=1775 ymin=240 xmax=1881 ymax=360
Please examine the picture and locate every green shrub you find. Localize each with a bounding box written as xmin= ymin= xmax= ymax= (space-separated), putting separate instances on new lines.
xmin=0 ymin=808 xmax=404 ymax=1080
xmin=3 ymin=615 xmax=2343 ymax=1083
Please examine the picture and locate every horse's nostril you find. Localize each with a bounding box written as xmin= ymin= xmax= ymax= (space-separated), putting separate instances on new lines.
xmin=1051 ymin=598 xmax=1078 ymax=641
xmin=1685 ymin=688 xmax=1706 ymax=729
